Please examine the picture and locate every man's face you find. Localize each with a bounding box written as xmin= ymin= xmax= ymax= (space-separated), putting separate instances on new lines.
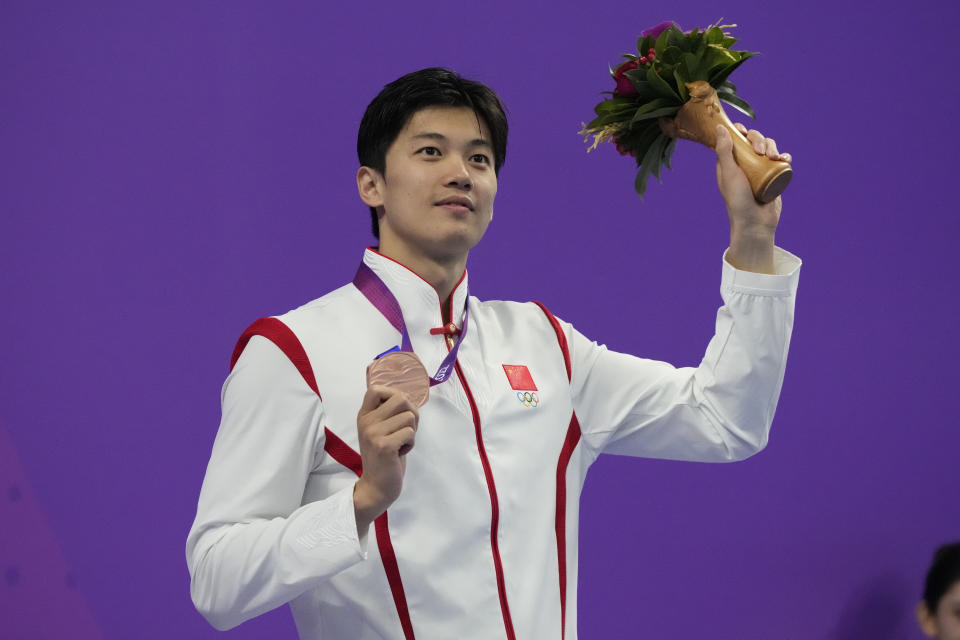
xmin=359 ymin=106 xmax=497 ymax=265
xmin=919 ymin=581 xmax=960 ymax=640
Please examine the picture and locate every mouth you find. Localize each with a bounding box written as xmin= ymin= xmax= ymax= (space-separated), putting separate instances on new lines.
xmin=435 ymin=196 xmax=474 ymax=212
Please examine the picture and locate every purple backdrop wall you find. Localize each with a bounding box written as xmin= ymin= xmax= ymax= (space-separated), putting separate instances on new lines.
xmin=2 ymin=1 xmax=958 ymax=638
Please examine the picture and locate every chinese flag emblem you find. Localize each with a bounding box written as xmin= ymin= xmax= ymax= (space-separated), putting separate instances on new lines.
xmin=502 ymin=364 xmax=537 ymax=391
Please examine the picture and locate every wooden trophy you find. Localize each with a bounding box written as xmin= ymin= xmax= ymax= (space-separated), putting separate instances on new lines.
xmin=659 ymin=80 xmax=791 ymax=203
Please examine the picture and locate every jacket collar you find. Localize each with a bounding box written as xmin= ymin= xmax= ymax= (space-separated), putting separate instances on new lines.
xmin=361 ymin=248 xmax=469 ymax=355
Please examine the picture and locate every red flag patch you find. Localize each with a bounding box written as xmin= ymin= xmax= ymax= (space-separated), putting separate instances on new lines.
xmin=502 ymin=364 xmax=537 ymax=391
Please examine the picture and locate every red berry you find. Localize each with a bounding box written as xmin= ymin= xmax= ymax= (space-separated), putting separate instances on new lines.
xmin=640 ymin=56 xmax=648 ymax=64
xmin=648 ymin=52 xmax=656 ymax=60
xmin=648 ymin=48 xmax=655 ymax=55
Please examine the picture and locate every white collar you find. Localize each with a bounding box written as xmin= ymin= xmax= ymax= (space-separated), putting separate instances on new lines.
xmin=361 ymin=248 xmax=469 ymax=351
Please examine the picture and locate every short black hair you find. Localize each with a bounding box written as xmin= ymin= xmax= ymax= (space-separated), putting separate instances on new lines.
xmin=357 ymin=67 xmax=508 ymax=238
xmin=923 ymin=542 xmax=960 ymax=613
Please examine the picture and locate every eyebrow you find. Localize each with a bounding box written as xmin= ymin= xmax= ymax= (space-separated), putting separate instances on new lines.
xmin=410 ymin=132 xmax=493 ymax=150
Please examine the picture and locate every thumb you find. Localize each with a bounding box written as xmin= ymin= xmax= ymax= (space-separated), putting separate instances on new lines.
xmin=714 ymin=125 xmax=741 ymax=188
xmin=714 ymin=125 xmax=736 ymax=168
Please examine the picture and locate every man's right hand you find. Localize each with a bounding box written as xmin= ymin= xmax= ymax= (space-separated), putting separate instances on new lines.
xmin=353 ymin=385 xmax=419 ymax=534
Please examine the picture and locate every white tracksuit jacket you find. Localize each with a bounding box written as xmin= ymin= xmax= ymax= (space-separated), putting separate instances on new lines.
xmin=187 ymin=246 xmax=801 ymax=639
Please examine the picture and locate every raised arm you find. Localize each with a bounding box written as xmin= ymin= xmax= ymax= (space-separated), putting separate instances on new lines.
xmin=569 ymin=124 xmax=800 ymax=461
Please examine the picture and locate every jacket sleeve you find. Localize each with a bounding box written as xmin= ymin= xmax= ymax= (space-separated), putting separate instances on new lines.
xmin=569 ymin=247 xmax=802 ymax=462
xmin=185 ymin=335 xmax=368 ymax=631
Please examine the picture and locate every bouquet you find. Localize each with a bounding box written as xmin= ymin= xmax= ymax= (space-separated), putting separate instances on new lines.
xmin=580 ymin=21 xmax=791 ymax=202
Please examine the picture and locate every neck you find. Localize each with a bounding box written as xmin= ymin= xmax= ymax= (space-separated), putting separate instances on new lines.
xmin=375 ymin=243 xmax=466 ymax=310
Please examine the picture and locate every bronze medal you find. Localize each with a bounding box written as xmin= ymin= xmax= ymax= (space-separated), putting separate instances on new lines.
xmin=366 ymin=351 xmax=430 ymax=408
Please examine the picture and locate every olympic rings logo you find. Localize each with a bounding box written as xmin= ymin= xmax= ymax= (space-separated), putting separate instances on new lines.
xmin=517 ymin=391 xmax=539 ymax=408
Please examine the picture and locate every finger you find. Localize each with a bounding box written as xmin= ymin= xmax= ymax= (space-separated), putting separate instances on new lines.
xmin=375 ymin=391 xmax=417 ymax=420
xmin=378 ymin=409 xmax=419 ymax=436
xmin=745 ymin=129 xmax=766 ymax=155
xmin=362 ymin=402 xmax=419 ymax=439
xmin=714 ymin=125 xmax=739 ymax=179
xmin=779 ymin=152 xmax=792 ymax=164
xmin=734 ymin=122 xmax=748 ymax=136
xmin=765 ymin=137 xmax=780 ymax=160
xmin=384 ymin=426 xmax=416 ymax=456
xmin=360 ymin=385 xmax=398 ymax=413
xmin=362 ymin=384 xmax=417 ymax=417
xmin=359 ymin=411 xmax=418 ymax=453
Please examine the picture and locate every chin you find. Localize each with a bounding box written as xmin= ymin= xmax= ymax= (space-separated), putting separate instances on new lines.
xmin=428 ymin=231 xmax=483 ymax=259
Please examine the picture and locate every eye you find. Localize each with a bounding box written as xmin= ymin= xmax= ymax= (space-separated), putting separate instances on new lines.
xmin=470 ymin=153 xmax=491 ymax=165
xmin=416 ymin=146 xmax=441 ymax=157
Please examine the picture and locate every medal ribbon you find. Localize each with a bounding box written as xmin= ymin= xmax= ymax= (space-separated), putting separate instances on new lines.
xmin=353 ymin=261 xmax=468 ymax=386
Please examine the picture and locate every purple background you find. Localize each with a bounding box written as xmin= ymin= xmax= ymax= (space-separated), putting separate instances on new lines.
xmin=2 ymin=1 xmax=957 ymax=638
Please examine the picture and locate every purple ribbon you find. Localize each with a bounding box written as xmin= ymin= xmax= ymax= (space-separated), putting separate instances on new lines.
xmin=353 ymin=262 xmax=468 ymax=386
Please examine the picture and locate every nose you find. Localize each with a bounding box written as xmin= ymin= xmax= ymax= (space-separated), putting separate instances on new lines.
xmin=445 ymin=158 xmax=472 ymax=190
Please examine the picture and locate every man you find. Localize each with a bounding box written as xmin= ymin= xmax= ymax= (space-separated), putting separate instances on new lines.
xmin=187 ymin=67 xmax=800 ymax=639
xmin=917 ymin=542 xmax=960 ymax=640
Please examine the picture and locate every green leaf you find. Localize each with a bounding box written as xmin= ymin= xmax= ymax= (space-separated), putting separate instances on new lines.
xmin=647 ymin=134 xmax=670 ymax=181
xmin=624 ymin=79 xmax=659 ymax=101
xmin=595 ymin=97 xmax=637 ymax=115
xmin=646 ymin=67 xmax=681 ymax=102
xmin=625 ymin=72 xmax=665 ymax=101
xmin=719 ymin=79 xmax=737 ymax=93
xmin=708 ymin=54 xmax=752 ymax=87
xmin=623 ymin=68 xmax=649 ymax=83
xmin=706 ymin=26 xmax=724 ymax=44
xmin=586 ymin=109 xmax=634 ymax=129
xmin=628 ymin=97 xmax=669 ymax=116
xmin=637 ymin=35 xmax=654 ymax=55
xmin=589 ymin=108 xmax=633 ymax=127
xmin=681 ymin=53 xmax=701 ymax=80
xmin=675 ymin=29 xmax=698 ymax=54
xmin=634 ymin=164 xmax=652 ymax=197
xmin=717 ymin=91 xmax=756 ymax=119
xmin=638 ymin=120 xmax=663 ymax=142
xmin=661 ymin=45 xmax=683 ymax=66
xmin=655 ymin=29 xmax=671 ymax=56
xmin=662 ymin=137 xmax=678 ymax=170
xmin=587 ymin=112 xmax=626 ymax=129
xmin=666 ymin=28 xmax=686 ymax=50
xmin=634 ymin=133 xmax=670 ymax=195
xmin=674 ymin=69 xmax=689 ymax=101
xmin=703 ymin=46 xmax=738 ymax=77
xmin=631 ymin=105 xmax=682 ymax=124
xmin=625 ymin=123 xmax=663 ymax=166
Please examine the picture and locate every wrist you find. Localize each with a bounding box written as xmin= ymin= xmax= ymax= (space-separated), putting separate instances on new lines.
xmin=353 ymin=480 xmax=389 ymax=532
xmin=729 ymin=218 xmax=776 ymax=243
xmin=727 ymin=229 xmax=776 ymax=274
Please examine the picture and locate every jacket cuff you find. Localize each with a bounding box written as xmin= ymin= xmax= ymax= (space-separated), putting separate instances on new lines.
xmin=288 ymin=484 xmax=368 ymax=572
xmin=721 ymin=246 xmax=801 ymax=297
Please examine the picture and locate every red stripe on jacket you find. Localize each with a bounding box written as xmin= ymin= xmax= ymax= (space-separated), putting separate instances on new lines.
xmin=534 ymin=301 xmax=582 ymax=640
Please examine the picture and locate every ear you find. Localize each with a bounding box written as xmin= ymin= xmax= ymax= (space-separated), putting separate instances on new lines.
xmin=916 ymin=601 xmax=938 ymax=638
xmin=357 ymin=166 xmax=385 ymax=209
